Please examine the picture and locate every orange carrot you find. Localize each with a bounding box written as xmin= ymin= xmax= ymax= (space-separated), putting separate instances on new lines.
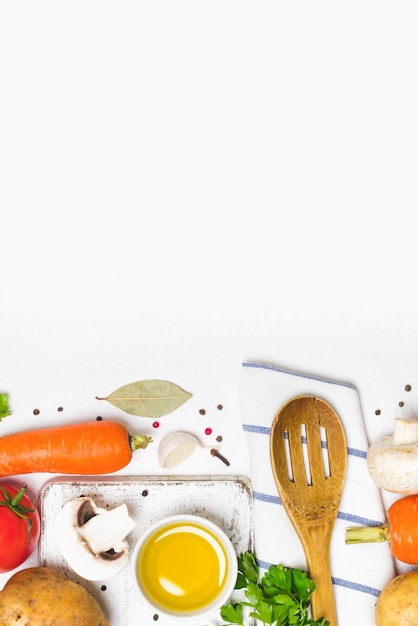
xmin=345 ymin=494 xmax=418 ymax=564
xmin=0 ymin=420 xmax=152 ymax=477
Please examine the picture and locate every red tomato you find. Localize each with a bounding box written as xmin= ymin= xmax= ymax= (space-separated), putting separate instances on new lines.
xmin=0 ymin=483 xmax=40 ymax=572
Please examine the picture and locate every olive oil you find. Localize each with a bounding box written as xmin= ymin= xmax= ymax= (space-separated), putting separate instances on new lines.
xmin=137 ymin=521 xmax=228 ymax=613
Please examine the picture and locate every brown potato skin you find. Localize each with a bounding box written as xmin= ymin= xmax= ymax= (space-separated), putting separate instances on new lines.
xmin=376 ymin=571 xmax=418 ymax=626
xmin=0 ymin=566 xmax=109 ymax=626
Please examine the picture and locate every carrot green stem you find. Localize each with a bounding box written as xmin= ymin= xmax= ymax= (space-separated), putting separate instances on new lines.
xmin=345 ymin=523 xmax=390 ymax=545
xmin=129 ymin=434 xmax=153 ymax=451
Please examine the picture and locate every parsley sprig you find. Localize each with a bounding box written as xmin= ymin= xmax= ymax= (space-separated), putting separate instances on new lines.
xmin=220 ymin=552 xmax=330 ymax=626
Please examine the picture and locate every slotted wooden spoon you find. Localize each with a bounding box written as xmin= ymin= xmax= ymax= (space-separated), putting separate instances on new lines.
xmin=270 ymin=395 xmax=347 ymax=626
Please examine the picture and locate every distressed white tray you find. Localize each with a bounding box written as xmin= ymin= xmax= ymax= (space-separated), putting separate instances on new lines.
xmin=38 ymin=475 xmax=254 ymax=626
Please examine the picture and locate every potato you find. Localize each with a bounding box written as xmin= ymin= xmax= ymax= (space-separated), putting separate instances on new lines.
xmin=0 ymin=566 xmax=109 ymax=626
xmin=376 ymin=570 xmax=418 ymax=626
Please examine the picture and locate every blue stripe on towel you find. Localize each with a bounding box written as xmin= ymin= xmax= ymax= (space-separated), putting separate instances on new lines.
xmin=347 ymin=446 xmax=367 ymax=459
xmin=243 ymin=424 xmax=271 ymax=435
xmin=331 ymin=576 xmax=381 ymax=597
xmin=242 ymin=362 xmax=356 ymax=390
xmin=254 ymin=490 xmax=281 ymax=505
xmin=255 ymin=558 xmax=381 ymax=597
xmin=253 ymin=490 xmax=383 ymax=527
xmin=242 ymin=424 xmax=367 ymax=460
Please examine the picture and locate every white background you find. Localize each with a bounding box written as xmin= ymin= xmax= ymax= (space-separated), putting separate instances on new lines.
xmin=1 ymin=0 xmax=418 ymax=605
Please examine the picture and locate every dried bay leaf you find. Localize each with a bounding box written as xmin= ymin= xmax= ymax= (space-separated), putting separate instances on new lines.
xmin=96 ymin=379 xmax=192 ymax=418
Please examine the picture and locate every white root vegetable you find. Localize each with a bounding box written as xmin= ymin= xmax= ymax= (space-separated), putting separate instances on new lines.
xmin=157 ymin=431 xmax=228 ymax=469
xmin=158 ymin=431 xmax=207 ymax=469
xmin=367 ymin=417 xmax=418 ymax=493
xmin=54 ymin=496 xmax=136 ymax=581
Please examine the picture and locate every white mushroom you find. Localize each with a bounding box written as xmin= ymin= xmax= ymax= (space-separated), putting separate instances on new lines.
xmin=367 ymin=417 xmax=418 ymax=493
xmin=54 ymin=496 xmax=136 ymax=581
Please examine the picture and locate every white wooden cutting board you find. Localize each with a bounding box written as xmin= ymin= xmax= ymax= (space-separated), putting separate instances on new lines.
xmin=39 ymin=475 xmax=254 ymax=626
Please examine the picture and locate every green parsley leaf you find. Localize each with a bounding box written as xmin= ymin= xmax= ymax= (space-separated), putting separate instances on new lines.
xmin=220 ymin=602 xmax=244 ymax=625
xmin=243 ymin=580 xmax=264 ymax=607
xmin=220 ymin=552 xmax=330 ymax=626
xmin=0 ymin=393 xmax=11 ymax=421
xmin=263 ymin=564 xmax=293 ymax=595
xmin=250 ymin=598 xmax=276 ymax=624
xmin=291 ymin=568 xmax=315 ymax=608
xmin=237 ymin=551 xmax=259 ymax=586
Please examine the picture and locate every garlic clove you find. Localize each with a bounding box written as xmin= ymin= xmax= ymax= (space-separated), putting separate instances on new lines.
xmin=158 ymin=431 xmax=206 ymax=469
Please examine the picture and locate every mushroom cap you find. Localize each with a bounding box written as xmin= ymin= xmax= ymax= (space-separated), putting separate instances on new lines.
xmin=367 ymin=435 xmax=418 ymax=494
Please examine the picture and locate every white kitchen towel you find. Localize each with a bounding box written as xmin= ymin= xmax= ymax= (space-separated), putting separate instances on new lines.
xmin=240 ymin=362 xmax=396 ymax=626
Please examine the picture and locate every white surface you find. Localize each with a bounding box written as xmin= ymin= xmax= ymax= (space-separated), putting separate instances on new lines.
xmin=1 ymin=2 xmax=418 ymax=623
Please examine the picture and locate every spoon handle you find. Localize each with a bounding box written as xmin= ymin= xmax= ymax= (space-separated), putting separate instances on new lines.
xmin=301 ymin=522 xmax=337 ymax=626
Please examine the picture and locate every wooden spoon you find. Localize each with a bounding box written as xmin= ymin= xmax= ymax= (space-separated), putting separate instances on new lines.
xmin=270 ymin=395 xmax=347 ymax=626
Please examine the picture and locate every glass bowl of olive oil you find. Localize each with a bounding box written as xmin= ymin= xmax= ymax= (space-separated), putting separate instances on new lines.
xmin=131 ymin=514 xmax=238 ymax=621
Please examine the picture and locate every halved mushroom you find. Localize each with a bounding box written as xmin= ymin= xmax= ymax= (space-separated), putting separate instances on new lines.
xmin=367 ymin=417 xmax=418 ymax=493
xmin=54 ymin=496 xmax=136 ymax=581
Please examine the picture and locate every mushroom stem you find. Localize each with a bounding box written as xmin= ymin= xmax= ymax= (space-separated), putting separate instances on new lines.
xmin=77 ymin=503 xmax=136 ymax=555
xmin=393 ymin=417 xmax=418 ymax=445
xmin=345 ymin=523 xmax=390 ymax=545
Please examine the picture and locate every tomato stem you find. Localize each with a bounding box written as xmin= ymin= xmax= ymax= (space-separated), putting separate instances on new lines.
xmin=0 ymin=484 xmax=35 ymax=544
xmin=10 ymin=484 xmax=29 ymax=507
